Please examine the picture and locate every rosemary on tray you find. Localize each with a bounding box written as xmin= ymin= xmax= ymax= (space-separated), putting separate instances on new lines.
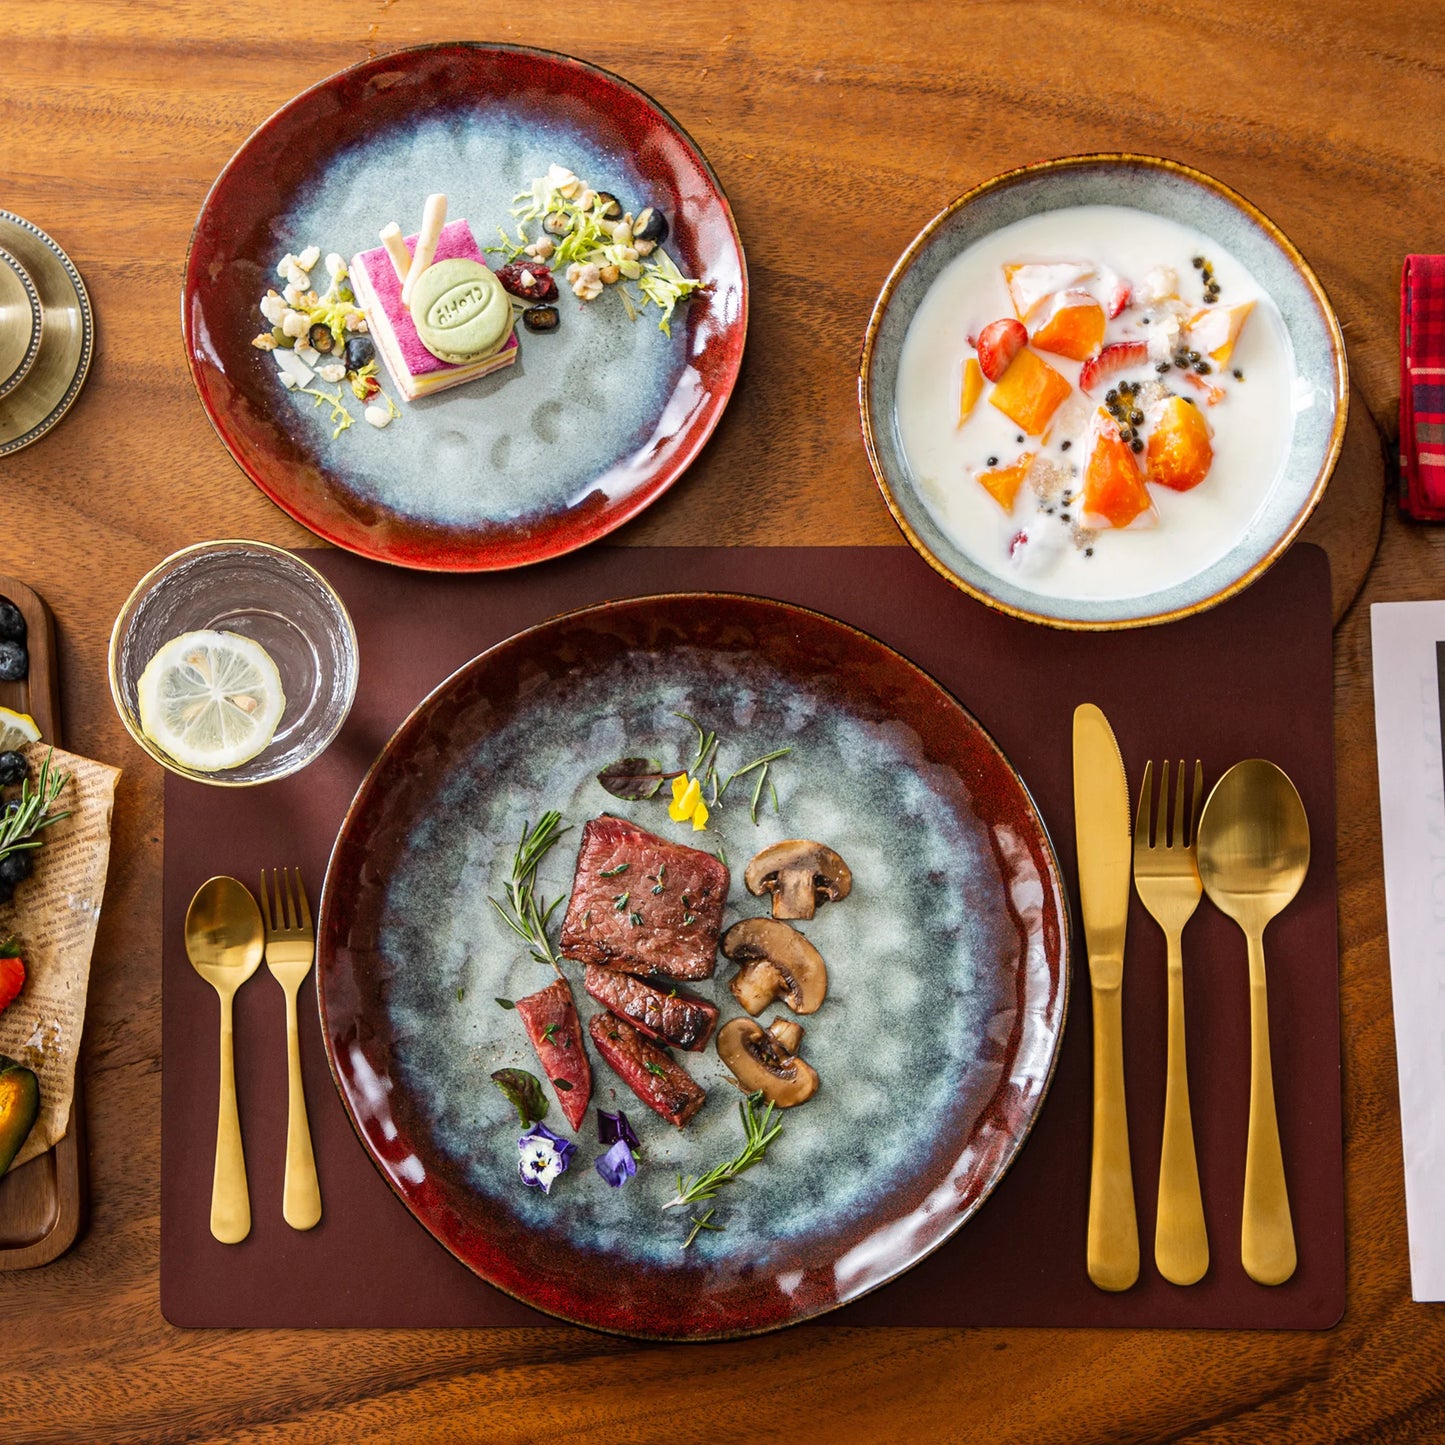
xmin=662 ymin=1090 xmax=783 ymax=1213
xmin=0 ymin=748 xmax=71 ymax=865
xmin=487 ymin=811 xmax=571 ymax=972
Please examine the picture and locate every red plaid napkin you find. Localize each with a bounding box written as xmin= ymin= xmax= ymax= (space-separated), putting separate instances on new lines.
xmin=1401 ymin=255 xmax=1445 ymax=519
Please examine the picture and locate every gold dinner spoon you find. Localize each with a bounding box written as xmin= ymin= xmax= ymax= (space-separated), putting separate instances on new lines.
xmin=185 ymin=875 xmax=264 ymax=1245
xmin=1196 ymin=760 xmax=1309 ymax=1286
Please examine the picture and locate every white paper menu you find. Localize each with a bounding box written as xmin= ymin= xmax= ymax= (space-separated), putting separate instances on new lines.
xmin=1372 ymin=601 xmax=1445 ymax=1301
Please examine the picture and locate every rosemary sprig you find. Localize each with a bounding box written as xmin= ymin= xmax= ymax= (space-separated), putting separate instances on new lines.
xmin=662 ymin=1091 xmax=782 ymax=1210
xmin=681 ymin=1207 xmax=722 ymax=1249
xmin=487 ymin=811 xmax=571 ymax=973
xmin=0 ymin=749 xmax=71 ymax=864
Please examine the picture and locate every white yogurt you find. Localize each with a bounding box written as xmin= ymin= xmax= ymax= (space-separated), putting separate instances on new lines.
xmin=895 ymin=205 xmax=1299 ymax=601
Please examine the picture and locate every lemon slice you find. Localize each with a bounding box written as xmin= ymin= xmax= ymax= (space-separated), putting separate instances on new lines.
xmin=0 ymin=707 xmax=41 ymax=751
xmin=137 ymin=631 xmax=286 ymax=772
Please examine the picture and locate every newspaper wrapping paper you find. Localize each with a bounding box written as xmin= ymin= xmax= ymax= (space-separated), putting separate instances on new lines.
xmin=0 ymin=742 xmax=119 ymax=1171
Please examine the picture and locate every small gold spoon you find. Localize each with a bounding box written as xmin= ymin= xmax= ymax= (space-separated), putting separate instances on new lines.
xmin=185 ymin=876 xmax=264 ymax=1244
xmin=1196 ymin=760 xmax=1310 ymax=1286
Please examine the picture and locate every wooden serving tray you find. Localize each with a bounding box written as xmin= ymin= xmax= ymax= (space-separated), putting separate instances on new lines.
xmin=0 ymin=573 xmax=86 ymax=1269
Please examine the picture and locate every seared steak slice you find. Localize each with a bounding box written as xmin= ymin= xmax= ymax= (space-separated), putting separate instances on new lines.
xmin=559 ymin=816 xmax=728 ymax=980
xmin=514 ymin=977 xmax=591 ymax=1132
xmin=583 ymin=964 xmax=719 ymax=1052
xmin=588 ymin=1014 xmax=706 ymax=1128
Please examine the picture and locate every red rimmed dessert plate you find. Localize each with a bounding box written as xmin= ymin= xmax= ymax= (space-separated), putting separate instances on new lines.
xmin=317 ymin=593 xmax=1069 ymax=1339
xmin=183 ymin=44 xmax=747 ymax=571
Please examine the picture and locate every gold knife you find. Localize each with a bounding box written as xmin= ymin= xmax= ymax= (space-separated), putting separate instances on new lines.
xmin=1073 ymin=703 xmax=1139 ymax=1291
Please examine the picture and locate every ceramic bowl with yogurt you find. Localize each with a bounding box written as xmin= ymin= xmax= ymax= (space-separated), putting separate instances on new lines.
xmin=860 ymin=155 xmax=1347 ymax=629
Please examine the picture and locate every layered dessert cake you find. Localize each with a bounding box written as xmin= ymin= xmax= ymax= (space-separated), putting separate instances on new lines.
xmin=349 ymin=219 xmax=518 ymax=401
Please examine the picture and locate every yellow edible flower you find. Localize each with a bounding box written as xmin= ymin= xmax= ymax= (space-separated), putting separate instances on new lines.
xmin=668 ymin=774 xmax=708 ymax=831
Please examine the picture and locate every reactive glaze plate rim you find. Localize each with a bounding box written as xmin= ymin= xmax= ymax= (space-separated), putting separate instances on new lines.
xmin=316 ymin=592 xmax=1070 ymax=1340
xmin=182 ymin=42 xmax=748 ymax=572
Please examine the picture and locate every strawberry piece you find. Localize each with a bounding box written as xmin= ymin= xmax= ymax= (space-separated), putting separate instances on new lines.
xmin=1147 ymin=396 xmax=1214 ymax=492
xmin=1078 ymin=341 xmax=1150 ymax=395
xmin=975 ymin=318 xmax=1027 ymax=382
xmin=0 ymin=941 xmax=25 ymax=1017
xmin=977 ymin=452 xmax=1035 ymax=512
xmin=1106 ymin=279 xmax=1132 ymax=319
xmin=988 ymin=349 xmax=1072 ymax=436
xmin=1081 ymin=411 xmax=1154 ymax=529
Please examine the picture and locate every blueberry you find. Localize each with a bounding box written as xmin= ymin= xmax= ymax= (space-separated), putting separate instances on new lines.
xmin=0 ymin=752 xmax=26 ymax=787
xmin=0 ymin=641 xmax=26 ymax=682
xmin=0 ymin=851 xmax=32 ymax=887
xmin=343 ymin=335 xmax=375 ymax=373
xmin=0 ymin=599 xmax=24 ymax=643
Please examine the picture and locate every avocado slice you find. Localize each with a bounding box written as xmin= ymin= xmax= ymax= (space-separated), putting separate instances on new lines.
xmin=0 ymin=1054 xmax=39 ymax=1174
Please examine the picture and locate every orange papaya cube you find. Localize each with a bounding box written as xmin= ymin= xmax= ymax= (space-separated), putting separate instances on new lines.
xmin=1003 ymin=261 xmax=1094 ymax=320
xmin=1029 ymin=289 xmax=1107 ymax=361
xmin=1185 ymin=301 xmax=1255 ymax=365
xmin=1081 ymin=411 xmax=1154 ymax=529
xmin=1146 ymin=396 xmax=1214 ymax=492
xmin=988 ymin=349 xmax=1072 ymax=436
xmin=977 ymin=451 xmax=1035 ymax=512
xmin=957 ymin=357 xmax=984 ymax=426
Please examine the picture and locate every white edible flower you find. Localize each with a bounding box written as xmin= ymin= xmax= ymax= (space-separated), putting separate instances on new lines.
xmin=297 ymin=245 xmax=321 ymax=271
xmin=251 ymin=333 xmax=278 ymax=351
xmin=280 ymin=309 xmax=310 ymax=339
xmin=259 ymin=290 xmax=287 ymax=326
xmin=363 ymin=404 xmax=392 ymax=429
xmin=325 ymin=253 xmax=347 ymax=279
xmin=318 ymin=362 xmax=346 ymax=383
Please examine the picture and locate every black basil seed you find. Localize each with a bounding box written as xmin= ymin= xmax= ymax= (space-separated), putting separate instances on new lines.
xmin=1130 ymin=438 xmax=1143 ymax=453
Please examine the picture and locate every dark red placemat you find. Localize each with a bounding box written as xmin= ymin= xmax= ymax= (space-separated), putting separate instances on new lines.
xmin=161 ymin=544 xmax=1342 ymax=1330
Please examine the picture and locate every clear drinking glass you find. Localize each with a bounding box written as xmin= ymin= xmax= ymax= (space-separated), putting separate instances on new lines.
xmin=109 ymin=540 xmax=358 ymax=786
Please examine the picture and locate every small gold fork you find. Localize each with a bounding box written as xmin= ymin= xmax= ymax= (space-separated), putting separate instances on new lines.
xmin=1133 ymin=760 xmax=1208 ymax=1285
xmin=260 ymin=868 xmax=322 ymax=1231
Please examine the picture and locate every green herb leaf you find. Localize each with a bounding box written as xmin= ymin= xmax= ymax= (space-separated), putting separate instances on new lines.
xmin=645 ymin=1061 xmax=667 ymax=1078
xmin=490 ymin=1068 xmax=549 ymax=1126
xmin=682 ymin=1207 xmax=722 ymax=1249
xmin=597 ymin=757 xmax=672 ymax=801
xmin=0 ymin=749 xmax=71 ymax=870
xmin=495 ymin=997 xmax=516 ymax=1010
xmin=456 ymin=987 xmax=465 ymax=1002
xmin=552 ymin=1077 xmax=574 ymax=1091
xmin=599 ymin=862 xmax=630 ymax=878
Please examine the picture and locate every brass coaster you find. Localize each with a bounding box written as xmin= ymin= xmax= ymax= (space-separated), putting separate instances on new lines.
xmin=0 ymin=249 xmax=43 ymax=401
xmin=0 ymin=212 xmax=94 ymax=458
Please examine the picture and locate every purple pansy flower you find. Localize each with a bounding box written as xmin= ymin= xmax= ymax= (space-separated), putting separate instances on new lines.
xmin=597 ymin=1109 xmax=639 ymax=1151
xmin=518 ymin=1121 xmax=575 ymax=1194
xmin=595 ymin=1137 xmax=638 ymax=1189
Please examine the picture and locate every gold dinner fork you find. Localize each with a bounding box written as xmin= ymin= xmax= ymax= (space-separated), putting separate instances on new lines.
xmin=260 ymin=868 xmax=322 ymax=1231
xmin=1133 ymin=760 xmax=1208 ymax=1285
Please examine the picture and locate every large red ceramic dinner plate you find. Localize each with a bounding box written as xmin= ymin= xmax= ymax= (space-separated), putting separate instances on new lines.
xmin=183 ymin=44 xmax=747 ymax=570
xmin=318 ymin=595 xmax=1069 ymax=1339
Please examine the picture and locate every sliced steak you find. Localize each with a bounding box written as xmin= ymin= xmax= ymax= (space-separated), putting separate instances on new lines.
xmin=588 ymin=1013 xmax=706 ymax=1128
xmin=559 ymin=816 xmax=728 ymax=980
xmin=583 ymin=964 xmax=719 ymax=1052
xmin=514 ymin=977 xmax=592 ymax=1132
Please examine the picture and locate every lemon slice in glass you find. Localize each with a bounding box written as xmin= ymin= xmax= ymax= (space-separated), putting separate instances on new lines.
xmin=0 ymin=707 xmax=41 ymax=751
xmin=137 ymin=631 xmax=286 ymax=772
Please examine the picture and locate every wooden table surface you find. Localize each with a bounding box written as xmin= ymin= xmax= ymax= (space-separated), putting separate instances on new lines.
xmin=3 ymin=1 xmax=1443 ymax=1439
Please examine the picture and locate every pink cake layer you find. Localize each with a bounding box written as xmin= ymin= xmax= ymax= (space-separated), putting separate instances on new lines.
xmin=351 ymin=219 xmax=520 ymax=383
